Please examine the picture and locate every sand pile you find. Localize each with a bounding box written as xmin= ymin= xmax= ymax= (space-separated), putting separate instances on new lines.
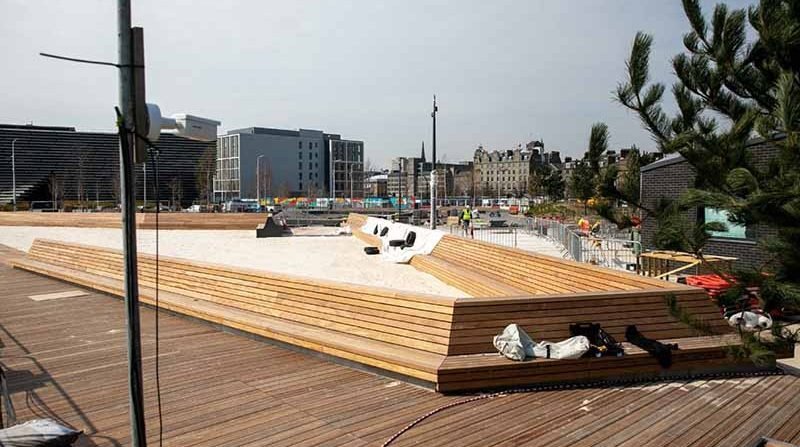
xmin=0 ymin=226 xmax=467 ymax=297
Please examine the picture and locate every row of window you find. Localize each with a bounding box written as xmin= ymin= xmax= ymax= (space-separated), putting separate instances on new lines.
xmin=299 ymin=172 xmax=320 ymax=180
xmin=298 ymin=181 xmax=320 ymax=190
xmin=218 ymin=137 xmax=239 ymax=159
xmin=299 ymin=151 xmax=320 ymax=160
xmin=485 ymin=176 xmax=526 ymax=183
xmin=299 ymin=141 xmax=320 ymax=150
xmin=298 ymin=162 xmax=319 ymax=170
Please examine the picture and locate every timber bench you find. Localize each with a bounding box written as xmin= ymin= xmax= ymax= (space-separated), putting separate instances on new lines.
xmin=10 ymin=235 xmax=780 ymax=393
xmin=13 ymin=238 xmax=452 ymax=385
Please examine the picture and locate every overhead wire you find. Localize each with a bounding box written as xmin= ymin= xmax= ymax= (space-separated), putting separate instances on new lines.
xmin=147 ymin=141 xmax=164 ymax=447
xmin=380 ymin=368 xmax=784 ymax=447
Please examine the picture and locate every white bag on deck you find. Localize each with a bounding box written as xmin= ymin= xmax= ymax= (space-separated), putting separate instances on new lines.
xmin=532 ymin=336 xmax=590 ymax=360
xmin=493 ymin=324 xmax=535 ymax=361
xmin=728 ymin=311 xmax=773 ymax=331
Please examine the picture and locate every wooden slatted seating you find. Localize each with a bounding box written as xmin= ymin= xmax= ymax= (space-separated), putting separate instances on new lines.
xmin=436 ymin=334 xmax=752 ymax=392
xmin=346 ymin=213 xmax=382 ymax=248
xmin=11 ymin=235 xmax=783 ymax=393
xmin=13 ymin=238 xmax=453 ymax=385
xmin=446 ymin=291 xmax=732 ymax=356
xmin=409 ymin=255 xmax=526 ymax=297
xmin=430 ymin=233 xmax=675 ymax=295
xmin=0 ymin=211 xmax=267 ymax=230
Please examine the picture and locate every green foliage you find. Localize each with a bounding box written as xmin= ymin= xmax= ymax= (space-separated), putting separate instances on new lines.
xmin=725 ymin=332 xmax=777 ymax=367
xmin=593 ymin=0 xmax=800 ymax=364
xmin=529 ymin=163 xmax=566 ymax=202
xmin=665 ymin=294 xmax=713 ymax=335
xmin=526 ymin=202 xmax=577 ymax=219
xmin=569 ymin=162 xmax=596 ymax=202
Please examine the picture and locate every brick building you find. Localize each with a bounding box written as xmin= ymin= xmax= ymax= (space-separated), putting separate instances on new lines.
xmin=640 ymin=137 xmax=781 ymax=269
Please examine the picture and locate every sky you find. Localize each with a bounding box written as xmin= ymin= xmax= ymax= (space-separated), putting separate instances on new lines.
xmin=0 ymin=0 xmax=754 ymax=167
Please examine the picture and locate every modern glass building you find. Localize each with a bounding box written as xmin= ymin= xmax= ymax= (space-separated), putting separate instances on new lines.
xmin=214 ymin=127 xmax=363 ymax=201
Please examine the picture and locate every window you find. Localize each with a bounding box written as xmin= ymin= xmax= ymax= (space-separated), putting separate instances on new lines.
xmin=299 ymin=172 xmax=303 ymax=180
xmin=298 ymin=162 xmax=302 ymax=170
xmin=298 ymin=141 xmax=303 ymax=149
xmin=308 ymin=162 xmax=312 ymax=170
xmin=308 ymin=142 xmax=312 ymax=150
xmin=299 ymin=152 xmax=302 ymax=159
xmin=314 ymin=142 xmax=318 ymax=148
xmin=299 ymin=182 xmax=303 ymax=190
xmin=703 ymin=208 xmax=750 ymax=239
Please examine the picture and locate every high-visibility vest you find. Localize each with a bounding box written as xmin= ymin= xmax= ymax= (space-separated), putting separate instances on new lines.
xmin=462 ymin=209 xmax=471 ymax=221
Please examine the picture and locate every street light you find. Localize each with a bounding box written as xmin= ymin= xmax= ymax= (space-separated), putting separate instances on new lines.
xmin=256 ymin=154 xmax=265 ymax=211
xmin=11 ymin=138 xmax=17 ymax=212
xmin=430 ymin=95 xmax=438 ymax=229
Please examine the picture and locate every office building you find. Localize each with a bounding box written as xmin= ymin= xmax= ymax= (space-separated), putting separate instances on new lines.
xmin=215 ymin=127 xmax=363 ymax=201
xmin=0 ymin=121 xmax=218 ymax=208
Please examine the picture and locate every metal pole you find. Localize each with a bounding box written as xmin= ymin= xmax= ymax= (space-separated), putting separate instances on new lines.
xmin=143 ymin=163 xmax=146 ymax=211
xmin=431 ymin=95 xmax=437 ymax=229
xmin=398 ymin=161 xmax=402 ymax=221
xmin=11 ymin=139 xmax=17 ymax=212
xmin=117 ymin=1 xmax=147 ymax=445
xmin=257 ymin=155 xmax=263 ymax=210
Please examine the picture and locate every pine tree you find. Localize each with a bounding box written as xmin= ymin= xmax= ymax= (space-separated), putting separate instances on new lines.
xmin=591 ymin=0 xmax=800 ymax=320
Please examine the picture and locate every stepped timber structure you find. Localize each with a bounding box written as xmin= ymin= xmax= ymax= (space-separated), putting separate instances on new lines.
xmin=4 ymin=213 xmax=781 ymax=393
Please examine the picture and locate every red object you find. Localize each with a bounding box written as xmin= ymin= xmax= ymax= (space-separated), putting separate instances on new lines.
xmin=685 ymin=274 xmax=736 ymax=302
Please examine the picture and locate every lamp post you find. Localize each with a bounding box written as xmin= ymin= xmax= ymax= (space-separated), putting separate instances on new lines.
xmin=11 ymin=139 xmax=17 ymax=212
xmin=256 ymin=154 xmax=264 ymax=211
xmin=431 ymin=95 xmax=438 ymax=229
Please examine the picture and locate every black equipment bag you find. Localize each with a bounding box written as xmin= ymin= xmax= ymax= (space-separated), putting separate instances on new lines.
xmin=625 ymin=325 xmax=678 ymax=368
xmin=569 ymin=323 xmax=625 ymax=358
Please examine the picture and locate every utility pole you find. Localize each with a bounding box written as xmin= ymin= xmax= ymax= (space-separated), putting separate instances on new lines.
xmin=143 ymin=163 xmax=147 ymax=211
xmin=257 ymin=154 xmax=264 ymax=211
xmin=11 ymin=139 xmax=17 ymax=212
xmin=430 ymin=95 xmax=438 ymax=229
xmin=398 ymin=160 xmax=403 ymax=221
xmin=117 ymin=1 xmax=147 ymax=446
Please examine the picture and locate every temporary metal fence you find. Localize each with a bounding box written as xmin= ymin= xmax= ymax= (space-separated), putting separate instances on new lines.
xmin=448 ymin=224 xmax=518 ymax=248
xmin=524 ymin=217 xmax=641 ymax=271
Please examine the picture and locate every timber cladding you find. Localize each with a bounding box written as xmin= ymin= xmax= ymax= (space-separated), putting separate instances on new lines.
xmin=0 ymin=211 xmax=266 ymax=229
xmin=12 ymin=228 xmax=764 ymax=393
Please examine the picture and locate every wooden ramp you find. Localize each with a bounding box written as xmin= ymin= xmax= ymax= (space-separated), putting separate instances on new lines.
xmin=11 ymin=237 xmax=776 ymax=393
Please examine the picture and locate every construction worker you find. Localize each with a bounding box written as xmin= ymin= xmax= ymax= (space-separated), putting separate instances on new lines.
xmin=460 ymin=205 xmax=472 ymax=234
xmin=578 ymin=217 xmax=590 ymax=234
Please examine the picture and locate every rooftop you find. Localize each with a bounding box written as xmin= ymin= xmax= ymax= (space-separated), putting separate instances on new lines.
xmin=1 ymin=246 xmax=799 ymax=446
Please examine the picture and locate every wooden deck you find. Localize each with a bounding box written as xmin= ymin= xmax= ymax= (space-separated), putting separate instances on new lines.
xmin=2 ymin=257 xmax=800 ymax=446
xmin=10 ymin=238 xmax=762 ymax=393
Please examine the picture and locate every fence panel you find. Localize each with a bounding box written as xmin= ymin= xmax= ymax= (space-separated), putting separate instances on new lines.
xmin=523 ymin=217 xmax=641 ymax=271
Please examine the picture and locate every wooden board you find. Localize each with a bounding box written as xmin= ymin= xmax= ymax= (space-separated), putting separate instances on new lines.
xmin=3 ymin=262 xmax=800 ymax=446
xmin=10 ymin=237 xmax=777 ymax=394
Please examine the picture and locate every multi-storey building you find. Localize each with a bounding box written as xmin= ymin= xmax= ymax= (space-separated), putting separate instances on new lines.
xmin=214 ymin=127 xmax=363 ymax=201
xmin=0 ymin=119 xmax=219 ymax=208
xmin=473 ymin=141 xmax=563 ymax=198
xmin=329 ymin=138 xmax=365 ymax=200
xmin=363 ymin=172 xmax=388 ymax=198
